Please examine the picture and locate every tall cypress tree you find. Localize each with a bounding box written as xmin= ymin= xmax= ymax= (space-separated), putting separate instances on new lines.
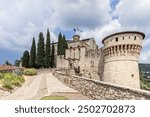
xmin=62 ymin=35 xmax=68 ymax=55
xmin=29 ymin=37 xmax=36 ymax=68
xmin=22 ymin=50 xmax=29 ymax=68
xmin=44 ymin=29 xmax=51 ymax=68
xmin=51 ymin=41 xmax=55 ymax=68
xmin=36 ymin=32 xmax=45 ymax=68
xmin=57 ymin=33 xmax=63 ymax=55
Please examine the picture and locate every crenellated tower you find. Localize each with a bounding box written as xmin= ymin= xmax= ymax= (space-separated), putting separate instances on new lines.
xmin=102 ymin=31 xmax=145 ymax=89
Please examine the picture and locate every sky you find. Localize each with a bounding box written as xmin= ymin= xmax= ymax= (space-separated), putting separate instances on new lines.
xmin=0 ymin=0 xmax=150 ymax=64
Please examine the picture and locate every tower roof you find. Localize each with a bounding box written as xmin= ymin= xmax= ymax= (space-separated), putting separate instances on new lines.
xmin=102 ymin=31 xmax=145 ymax=44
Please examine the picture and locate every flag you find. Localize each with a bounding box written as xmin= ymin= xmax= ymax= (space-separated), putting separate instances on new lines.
xmin=73 ymin=28 xmax=76 ymax=32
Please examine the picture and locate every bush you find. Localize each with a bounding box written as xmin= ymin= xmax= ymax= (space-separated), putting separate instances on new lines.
xmin=14 ymin=69 xmax=23 ymax=76
xmin=2 ymin=73 xmax=25 ymax=90
xmin=0 ymin=73 xmax=3 ymax=79
xmin=23 ymin=68 xmax=37 ymax=76
xmin=2 ymin=84 xmax=13 ymax=90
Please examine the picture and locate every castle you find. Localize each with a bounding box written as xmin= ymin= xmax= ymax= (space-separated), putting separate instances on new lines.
xmin=54 ymin=31 xmax=145 ymax=89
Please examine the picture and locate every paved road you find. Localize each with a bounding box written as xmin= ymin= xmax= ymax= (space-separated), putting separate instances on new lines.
xmin=1 ymin=71 xmax=89 ymax=100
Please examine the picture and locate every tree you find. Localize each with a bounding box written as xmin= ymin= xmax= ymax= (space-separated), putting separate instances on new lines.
xmin=5 ymin=60 xmax=12 ymax=66
xmin=14 ymin=59 xmax=20 ymax=67
xmin=57 ymin=33 xmax=63 ymax=55
xmin=62 ymin=35 xmax=68 ymax=55
xmin=44 ymin=29 xmax=51 ymax=68
xmin=51 ymin=42 xmax=55 ymax=68
xmin=36 ymin=32 xmax=45 ymax=68
xmin=29 ymin=37 xmax=36 ymax=68
xmin=57 ymin=33 xmax=68 ymax=55
xmin=22 ymin=50 xmax=29 ymax=68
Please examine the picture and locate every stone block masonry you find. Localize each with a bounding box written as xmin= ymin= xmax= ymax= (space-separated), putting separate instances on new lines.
xmin=53 ymin=71 xmax=150 ymax=100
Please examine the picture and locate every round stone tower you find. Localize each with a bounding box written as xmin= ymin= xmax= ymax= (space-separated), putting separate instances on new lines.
xmin=102 ymin=31 xmax=145 ymax=89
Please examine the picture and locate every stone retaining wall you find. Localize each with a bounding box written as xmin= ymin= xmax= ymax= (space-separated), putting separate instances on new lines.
xmin=53 ymin=71 xmax=150 ymax=99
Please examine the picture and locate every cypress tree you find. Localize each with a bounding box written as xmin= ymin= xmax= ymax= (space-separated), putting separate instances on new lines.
xmin=51 ymin=42 xmax=55 ymax=68
xmin=62 ymin=35 xmax=68 ymax=55
xmin=29 ymin=37 xmax=36 ymax=68
xmin=57 ymin=33 xmax=63 ymax=55
xmin=36 ymin=32 xmax=45 ymax=68
xmin=22 ymin=50 xmax=29 ymax=68
xmin=44 ymin=29 xmax=51 ymax=68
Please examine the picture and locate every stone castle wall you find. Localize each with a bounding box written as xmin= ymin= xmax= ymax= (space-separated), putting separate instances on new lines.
xmin=56 ymin=55 xmax=68 ymax=70
xmin=53 ymin=71 xmax=150 ymax=99
xmin=56 ymin=31 xmax=145 ymax=89
xmin=80 ymin=49 xmax=101 ymax=80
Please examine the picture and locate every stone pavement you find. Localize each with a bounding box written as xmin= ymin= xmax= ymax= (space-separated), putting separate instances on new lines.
xmin=45 ymin=73 xmax=89 ymax=100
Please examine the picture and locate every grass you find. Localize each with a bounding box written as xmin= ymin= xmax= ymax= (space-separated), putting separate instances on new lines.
xmin=40 ymin=95 xmax=69 ymax=100
xmin=0 ymin=73 xmax=25 ymax=91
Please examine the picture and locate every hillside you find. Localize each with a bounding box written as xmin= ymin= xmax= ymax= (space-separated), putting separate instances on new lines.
xmin=139 ymin=63 xmax=150 ymax=91
xmin=139 ymin=63 xmax=150 ymax=78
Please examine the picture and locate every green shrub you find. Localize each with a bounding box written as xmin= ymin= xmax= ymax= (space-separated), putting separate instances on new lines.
xmin=0 ymin=73 xmax=3 ymax=79
xmin=2 ymin=73 xmax=25 ymax=90
xmin=23 ymin=68 xmax=37 ymax=76
xmin=14 ymin=69 xmax=23 ymax=76
xmin=2 ymin=84 xmax=13 ymax=90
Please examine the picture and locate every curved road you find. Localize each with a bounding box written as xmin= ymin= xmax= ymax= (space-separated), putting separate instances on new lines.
xmin=1 ymin=71 xmax=88 ymax=100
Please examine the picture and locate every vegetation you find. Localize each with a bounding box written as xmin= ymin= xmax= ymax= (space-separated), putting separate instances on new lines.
xmin=57 ymin=33 xmax=68 ymax=56
xmin=62 ymin=35 xmax=68 ymax=55
xmin=57 ymin=33 xmax=63 ymax=55
xmin=0 ymin=73 xmax=25 ymax=91
xmin=23 ymin=68 xmax=37 ymax=76
xmin=14 ymin=69 xmax=23 ymax=76
xmin=5 ymin=60 xmax=12 ymax=66
xmin=22 ymin=50 xmax=30 ymax=68
xmin=29 ymin=37 xmax=36 ymax=68
xmin=140 ymin=73 xmax=150 ymax=91
xmin=51 ymin=42 xmax=55 ymax=68
xmin=19 ymin=29 xmax=68 ymax=69
xmin=40 ymin=95 xmax=69 ymax=100
xmin=14 ymin=59 xmax=21 ymax=67
xmin=36 ymin=32 xmax=45 ymax=68
xmin=0 ymin=73 xmax=3 ymax=79
xmin=44 ymin=29 xmax=51 ymax=68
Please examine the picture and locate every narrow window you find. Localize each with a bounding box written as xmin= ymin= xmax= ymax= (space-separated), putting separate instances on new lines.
xmin=116 ymin=37 xmax=118 ymax=42
xmin=122 ymin=37 xmax=124 ymax=40
xmin=134 ymin=36 xmax=136 ymax=40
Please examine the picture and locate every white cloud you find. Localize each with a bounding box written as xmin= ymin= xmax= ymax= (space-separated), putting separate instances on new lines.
xmin=114 ymin=0 xmax=150 ymax=33
xmin=140 ymin=50 xmax=150 ymax=63
xmin=52 ymin=0 xmax=111 ymax=29
xmin=0 ymin=0 xmax=111 ymax=51
xmin=80 ymin=19 xmax=121 ymax=46
xmin=143 ymin=38 xmax=150 ymax=48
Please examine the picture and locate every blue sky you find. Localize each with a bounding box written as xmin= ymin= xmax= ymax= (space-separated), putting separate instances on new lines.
xmin=0 ymin=0 xmax=150 ymax=64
